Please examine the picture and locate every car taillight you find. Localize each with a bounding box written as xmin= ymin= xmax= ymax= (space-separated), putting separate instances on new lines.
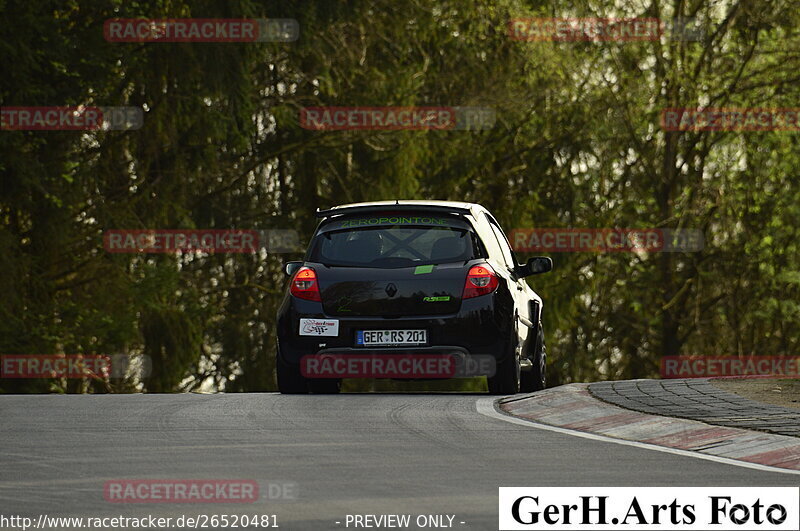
xmin=463 ymin=263 xmax=499 ymax=299
xmin=290 ymin=267 xmax=322 ymax=301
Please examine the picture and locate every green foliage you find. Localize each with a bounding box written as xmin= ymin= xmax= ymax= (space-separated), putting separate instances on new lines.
xmin=1 ymin=0 xmax=798 ymax=392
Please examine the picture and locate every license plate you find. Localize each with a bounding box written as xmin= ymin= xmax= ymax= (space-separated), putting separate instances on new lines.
xmin=356 ymin=329 xmax=427 ymax=346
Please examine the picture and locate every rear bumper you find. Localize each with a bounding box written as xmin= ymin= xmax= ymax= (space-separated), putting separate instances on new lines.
xmin=276 ymin=291 xmax=512 ymax=366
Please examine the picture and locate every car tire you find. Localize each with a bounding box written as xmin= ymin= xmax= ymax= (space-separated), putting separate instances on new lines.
xmin=521 ymin=326 xmax=546 ymax=393
xmin=276 ymin=350 xmax=309 ymax=394
xmin=308 ymin=378 xmax=342 ymax=394
xmin=487 ymin=339 xmax=521 ymax=395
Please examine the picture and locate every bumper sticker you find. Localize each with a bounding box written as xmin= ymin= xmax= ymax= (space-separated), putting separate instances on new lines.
xmin=299 ymin=318 xmax=339 ymax=337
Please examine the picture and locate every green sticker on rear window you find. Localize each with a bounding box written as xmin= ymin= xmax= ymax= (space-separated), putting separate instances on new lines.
xmin=414 ymin=264 xmax=435 ymax=274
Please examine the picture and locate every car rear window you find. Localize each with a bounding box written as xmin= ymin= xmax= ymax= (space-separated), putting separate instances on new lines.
xmin=309 ymin=224 xmax=479 ymax=268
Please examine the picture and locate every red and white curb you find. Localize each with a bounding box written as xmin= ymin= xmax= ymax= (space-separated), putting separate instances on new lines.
xmin=477 ymin=383 xmax=800 ymax=475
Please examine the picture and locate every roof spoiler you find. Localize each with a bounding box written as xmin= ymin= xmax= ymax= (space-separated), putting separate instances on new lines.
xmin=315 ymin=204 xmax=472 ymax=219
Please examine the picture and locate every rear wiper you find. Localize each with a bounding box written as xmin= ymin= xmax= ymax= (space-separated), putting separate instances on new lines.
xmin=323 ymin=263 xmax=360 ymax=268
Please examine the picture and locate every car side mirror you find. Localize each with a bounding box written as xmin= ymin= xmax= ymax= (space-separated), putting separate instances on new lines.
xmin=284 ymin=261 xmax=303 ymax=277
xmin=518 ymin=256 xmax=552 ymax=277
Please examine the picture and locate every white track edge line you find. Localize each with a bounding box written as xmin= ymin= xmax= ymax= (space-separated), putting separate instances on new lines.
xmin=475 ymin=397 xmax=800 ymax=477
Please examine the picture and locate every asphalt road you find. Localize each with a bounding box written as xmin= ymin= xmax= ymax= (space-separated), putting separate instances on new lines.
xmin=0 ymin=393 xmax=797 ymax=530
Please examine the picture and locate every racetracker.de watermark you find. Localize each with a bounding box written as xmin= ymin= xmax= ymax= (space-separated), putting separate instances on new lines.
xmin=661 ymin=108 xmax=800 ymax=131
xmin=300 ymin=106 xmax=496 ymax=130
xmin=103 ymin=479 xmax=298 ymax=503
xmin=300 ymin=354 xmax=496 ymax=379
xmin=0 ymin=354 xmax=150 ymax=379
xmin=104 ymin=18 xmax=299 ymax=42
xmin=509 ymin=228 xmax=704 ymax=253
xmin=1 ymin=106 xmax=143 ymax=131
xmin=508 ymin=17 xmax=703 ymax=42
xmin=103 ymin=229 xmax=301 ymax=253
xmin=661 ymin=356 xmax=800 ymax=379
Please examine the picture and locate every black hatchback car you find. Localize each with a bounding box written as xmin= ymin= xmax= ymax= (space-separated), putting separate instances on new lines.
xmin=275 ymin=200 xmax=552 ymax=394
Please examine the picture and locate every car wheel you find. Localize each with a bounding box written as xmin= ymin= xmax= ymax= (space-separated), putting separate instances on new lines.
xmin=487 ymin=338 xmax=521 ymax=395
xmin=521 ymin=326 xmax=546 ymax=393
xmin=308 ymin=378 xmax=341 ymax=394
xmin=276 ymin=350 xmax=309 ymax=394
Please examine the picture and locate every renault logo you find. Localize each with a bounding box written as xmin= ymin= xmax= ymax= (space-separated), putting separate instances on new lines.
xmin=385 ymin=283 xmax=398 ymax=297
